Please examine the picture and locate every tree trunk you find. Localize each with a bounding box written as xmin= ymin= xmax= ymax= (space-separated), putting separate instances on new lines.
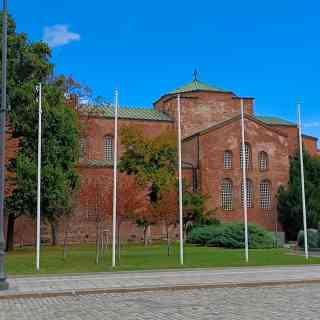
xmin=96 ymin=221 xmax=101 ymax=265
xmin=166 ymin=225 xmax=170 ymax=256
xmin=50 ymin=221 xmax=59 ymax=246
xmin=5 ymin=214 xmax=15 ymax=252
xmin=143 ymin=225 xmax=148 ymax=246
xmin=117 ymin=223 xmax=121 ymax=265
xmin=63 ymin=217 xmax=69 ymax=260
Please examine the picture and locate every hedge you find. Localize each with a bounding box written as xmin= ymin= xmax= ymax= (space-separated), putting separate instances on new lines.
xmin=187 ymin=222 xmax=275 ymax=249
xmin=297 ymin=229 xmax=320 ymax=249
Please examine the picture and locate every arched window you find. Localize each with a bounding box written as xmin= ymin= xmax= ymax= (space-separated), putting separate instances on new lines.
xmin=241 ymin=178 xmax=253 ymax=208
xmin=220 ymin=179 xmax=233 ymax=211
xmin=79 ymin=138 xmax=86 ymax=160
xmin=240 ymin=143 xmax=251 ymax=169
xmin=224 ymin=150 xmax=233 ymax=169
xmin=104 ymin=136 xmax=114 ymax=161
xmin=260 ymin=180 xmax=272 ymax=210
xmin=258 ymin=151 xmax=269 ymax=171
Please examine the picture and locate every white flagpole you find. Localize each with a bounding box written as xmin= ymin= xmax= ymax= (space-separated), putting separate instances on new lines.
xmin=112 ymin=89 xmax=118 ymax=267
xmin=36 ymin=83 xmax=42 ymax=272
xmin=240 ymin=99 xmax=249 ymax=262
xmin=177 ymin=94 xmax=184 ymax=265
xmin=297 ymin=101 xmax=309 ymax=259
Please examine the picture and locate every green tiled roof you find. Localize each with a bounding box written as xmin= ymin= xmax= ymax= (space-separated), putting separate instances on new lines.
xmin=257 ymin=116 xmax=295 ymax=126
xmin=171 ymin=79 xmax=226 ymax=94
xmin=79 ymin=105 xmax=172 ymax=122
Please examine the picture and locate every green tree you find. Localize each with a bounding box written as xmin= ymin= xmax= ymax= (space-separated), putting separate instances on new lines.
xmin=183 ymin=188 xmax=217 ymax=233
xmin=119 ymin=126 xmax=177 ymax=246
xmin=277 ymin=149 xmax=320 ymax=241
xmin=119 ymin=125 xmax=177 ymax=201
xmin=2 ymin=15 xmax=80 ymax=249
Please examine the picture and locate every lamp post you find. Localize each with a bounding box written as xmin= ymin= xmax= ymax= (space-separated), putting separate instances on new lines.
xmin=0 ymin=0 xmax=9 ymax=290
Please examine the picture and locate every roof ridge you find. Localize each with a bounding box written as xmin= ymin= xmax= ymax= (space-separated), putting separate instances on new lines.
xmin=78 ymin=105 xmax=173 ymax=122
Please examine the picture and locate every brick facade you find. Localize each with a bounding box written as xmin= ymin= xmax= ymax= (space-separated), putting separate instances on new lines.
xmin=7 ymin=79 xmax=320 ymax=245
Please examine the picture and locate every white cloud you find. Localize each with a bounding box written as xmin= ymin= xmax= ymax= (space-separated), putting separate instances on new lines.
xmin=43 ymin=25 xmax=80 ymax=48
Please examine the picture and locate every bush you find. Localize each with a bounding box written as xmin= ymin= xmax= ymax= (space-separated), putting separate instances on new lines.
xmin=187 ymin=223 xmax=275 ymax=249
xmin=297 ymin=229 xmax=320 ymax=249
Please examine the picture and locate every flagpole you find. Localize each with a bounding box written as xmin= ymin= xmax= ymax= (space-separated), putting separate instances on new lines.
xmin=240 ymin=99 xmax=249 ymax=262
xmin=112 ymin=89 xmax=118 ymax=268
xmin=36 ymin=83 xmax=42 ymax=272
xmin=0 ymin=0 xmax=9 ymax=290
xmin=177 ymin=94 xmax=184 ymax=265
xmin=297 ymin=101 xmax=309 ymax=259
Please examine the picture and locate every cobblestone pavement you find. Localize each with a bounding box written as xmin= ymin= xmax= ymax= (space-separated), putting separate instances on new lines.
xmin=3 ymin=265 xmax=320 ymax=297
xmin=1 ymin=283 xmax=320 ymax=320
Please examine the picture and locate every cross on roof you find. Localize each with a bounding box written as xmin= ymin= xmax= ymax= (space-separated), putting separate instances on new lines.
xmin=193 ymin=69 xmax=198 ymax=81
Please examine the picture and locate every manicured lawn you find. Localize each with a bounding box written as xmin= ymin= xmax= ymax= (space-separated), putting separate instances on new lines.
xmin=5 ymin=243 xmax=320 ymax=275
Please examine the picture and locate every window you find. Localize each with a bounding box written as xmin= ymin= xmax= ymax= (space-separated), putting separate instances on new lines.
xmin=258 ymin=151 xmax=269 ymax=171
xmin=220 ymin=179 xmax=233 ymax=211
xmin=79 ymin=138 xmax=86 ymax=160
xmin=260 ymin=180 xmax=272 ymax=210
xmin=241 ymin=178 xmax=253 ymax=208
xmin=224 ymin=150 xmax=233 ymax=169
xmin=240 ymin=143 xmax=251 ymax=169
xmin=104 ymin=136 xmax=113 ymax=161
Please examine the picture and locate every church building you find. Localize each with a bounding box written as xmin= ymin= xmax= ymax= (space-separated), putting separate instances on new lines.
xmin=11 ymin=76 xmax=320 ymax=245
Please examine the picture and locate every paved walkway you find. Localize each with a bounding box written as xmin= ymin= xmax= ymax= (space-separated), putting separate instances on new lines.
xmin=2 ymin=265 xmax=320 ymax=299
xmin=1 ymin=283 xmax=319 ymax=319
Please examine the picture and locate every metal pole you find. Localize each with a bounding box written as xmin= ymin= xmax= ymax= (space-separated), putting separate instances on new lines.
xmin=36 ymin=83 xmax=42 ymax=272
xmin=297 ymin=102 xmax=309 ymax=259
xmin=112 ymin=89 xmax=118 ymax=267
xmin=177 ymin=94 xmax=184 ymax=265
xmin=240 ymin=99 xmax=249 ymax=262
xmin=0 ymin=0 xmax=9 ymax=290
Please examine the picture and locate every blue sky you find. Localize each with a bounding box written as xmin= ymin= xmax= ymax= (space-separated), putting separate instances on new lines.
xmin=10 ymin=0 xmax=320 ymax=140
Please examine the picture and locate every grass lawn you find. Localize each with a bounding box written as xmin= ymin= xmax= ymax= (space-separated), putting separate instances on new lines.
xmin=5 ymin=243 xmax=320 ymax=275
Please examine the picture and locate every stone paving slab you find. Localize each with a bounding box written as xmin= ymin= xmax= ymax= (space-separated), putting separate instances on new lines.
xmin=1 ymin=283 xmax=320 ymax=319
xmin=1 ymin=265 xmax=320 ymax=299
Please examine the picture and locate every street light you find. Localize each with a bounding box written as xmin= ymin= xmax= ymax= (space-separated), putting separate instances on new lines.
xmin=0 ymin=0 xmax=9 ymax=290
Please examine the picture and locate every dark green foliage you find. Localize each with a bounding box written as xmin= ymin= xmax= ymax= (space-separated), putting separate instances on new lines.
xmin=277 ymin=150 xmax=320 ymax=241
xmin=2 ymin=15 xmax=80 ymax=248
xmin=297 ymin=229 xmax=320 ymax=249
xmin=183 ymin=189 xmax=218 ymax=233
xmin=188 ymin=223 xmax=275 ymax=249
xmin=119 ymin=126 xmax=177 ymax=202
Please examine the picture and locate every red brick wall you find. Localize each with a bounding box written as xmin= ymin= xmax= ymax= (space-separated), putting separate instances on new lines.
xmin=302 ymin=136 xmax=319 ymax=157
xmin=80 ymin=116 xmax=173 ymax=160
xmin=154 ymin=91 xmax=254 ymax=138
xmin=53 ymin=116 xmax=174 ymax=244
xmin=198 ymin=118 xmax=289 ymax=231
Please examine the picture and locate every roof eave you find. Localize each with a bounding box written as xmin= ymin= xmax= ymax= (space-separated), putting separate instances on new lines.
xmin=153 ymin=89 xmax=236 ymax=105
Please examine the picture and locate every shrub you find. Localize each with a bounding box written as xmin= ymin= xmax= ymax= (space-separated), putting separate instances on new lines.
xmin=187 ymin=223 xmax=275 ymax=249
xmin=297 ymin=229 xmax=319 ymax=249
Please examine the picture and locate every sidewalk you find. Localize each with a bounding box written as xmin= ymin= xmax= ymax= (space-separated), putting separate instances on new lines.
xmin=1 ymin=265 xmax=320 ymax=299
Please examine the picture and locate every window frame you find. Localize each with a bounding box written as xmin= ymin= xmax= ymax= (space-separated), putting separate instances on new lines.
xmin=104 ymin=135 xmax=114 ymax=161
xmin=240 ymin=142 xmax=252 ymax=169
xmin=220 ymin=178 xmax=233 ymax=211
xmin=258 ymin=151 xmax=269 ymax=172
xmin=260 ymin=179 xmax=272 ymax=210
xmin=241 ymin=178 xmax=253 ymax=208
xmin=223 ymin=150 xmax=233 ymax=170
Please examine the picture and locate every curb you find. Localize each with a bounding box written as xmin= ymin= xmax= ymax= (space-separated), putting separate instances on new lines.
xmin=1 ymin=278 xmax=320 ymax=300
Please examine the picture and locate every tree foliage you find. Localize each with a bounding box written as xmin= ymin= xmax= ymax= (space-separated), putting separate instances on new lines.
xmin=119 ymin=125 xmax=177 ymax=202
xmin=2 ymin=14 xmax=80 ymax=249
xmin=277 ymin=149 xmax=320 ymax=241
